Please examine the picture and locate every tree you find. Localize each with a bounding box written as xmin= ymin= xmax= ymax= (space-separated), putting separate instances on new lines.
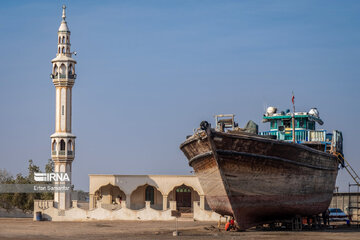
xmin=0 ymin=169 xmax=13 ymax=183
xmin=12 ymin=173 xmax=32 ymax=211
xmin=45 ymin=159 xmax=54 ymax=173
xmin=0 ymin=160 xmax=55 ymax=212
xmin=41 ymin=159 xmax=55 ymax=200
xmin=27 ymin=159 xmax=40 ymax=184
xmin=0 ymin=169 xmax=14 ymax=210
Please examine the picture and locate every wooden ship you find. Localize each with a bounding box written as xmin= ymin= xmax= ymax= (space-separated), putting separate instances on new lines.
xmin=180 ymin=107 xmax=343 ymax=230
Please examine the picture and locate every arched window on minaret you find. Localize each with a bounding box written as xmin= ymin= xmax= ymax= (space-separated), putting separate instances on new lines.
xmin=68 ymin=64 xmax=73 ymax=74
xmin=66 ymin=36 xmax=69 ymax=43
xmin=62 ymin=47 xmax=65 ymax=54
xmin=60 ymin=140 xmax=65 ymax=151
xmin=52 ymin=140 xmax=57 ymax=151
xmin=59 ymin=36 xmax=61 ymax=44
xmin=59 ymin=64 xmax=66 ymax=77
xmin=62 ymin=36 xmax=65 ymax=44
xmin=58 ymin=47 xmax=60 ymax=53
xmin=67 ymin=140 xmax=72 ymax=154
xmin=66 ymin=47 xmax=70 ymax=53
xmin=53 ymin=65 xmax=58 ymax=76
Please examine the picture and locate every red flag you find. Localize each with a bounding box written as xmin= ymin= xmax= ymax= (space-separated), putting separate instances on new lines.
xmin=292 ymin=93 xmax=295 ymax=105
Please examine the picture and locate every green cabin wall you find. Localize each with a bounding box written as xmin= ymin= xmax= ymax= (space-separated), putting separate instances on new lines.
xmin=268 ymin=117 xmax=315 ymax=131
xmin=262 ymin=114 xmax=329 ymax=144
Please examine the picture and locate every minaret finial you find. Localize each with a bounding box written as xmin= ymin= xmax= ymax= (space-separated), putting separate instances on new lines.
xmin=62 ymin=5 xmax=66 ymax=21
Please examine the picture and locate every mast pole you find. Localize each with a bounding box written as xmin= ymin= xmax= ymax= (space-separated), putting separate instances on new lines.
xmin=292 ymin=92 xmax=295 ymax=143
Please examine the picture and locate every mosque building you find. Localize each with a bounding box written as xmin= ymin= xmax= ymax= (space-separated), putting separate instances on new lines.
xmin=33 ymin=5 xmax=220 ymax=222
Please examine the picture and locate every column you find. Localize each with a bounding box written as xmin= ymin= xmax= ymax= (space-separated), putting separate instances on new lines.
xmin=170 ymin=201 xmax=177 ymax=210
xmin=200 ymin=195 xmax=205 ymax=210
xmin=162 ymin=195 xmax=168 ymax=210
xmin=126 ymin=194 xmax=131 ymax=209
xmin=89 ymin=194 xmax=94 ymax=210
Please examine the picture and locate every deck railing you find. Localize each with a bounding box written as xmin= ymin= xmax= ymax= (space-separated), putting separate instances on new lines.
xmin=259 ymin=130 xmax=326 ymax=142
xmin=308 ymin=130 xmax=326 ymax=142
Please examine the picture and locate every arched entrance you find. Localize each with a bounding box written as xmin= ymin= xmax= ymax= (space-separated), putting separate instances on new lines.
xmin=145 ymin=185 xmax=155 ymax=204
xmin=168 ymin=184 xmax=200 ymax=213
xmin=176 ymin=185 xmax=191 ymax=211
xmin=130 ymin=184 xmax=163 ymax=210
xmin=94 ymin=184 xmax=126 ymax=209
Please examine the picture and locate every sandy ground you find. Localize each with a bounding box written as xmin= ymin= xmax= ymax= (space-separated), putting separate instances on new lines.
xmin=0 ymin=218 xmax=360 ymax=240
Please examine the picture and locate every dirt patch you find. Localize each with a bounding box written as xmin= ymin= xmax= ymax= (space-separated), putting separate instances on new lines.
xmin=0 ymin=218 xmax=359 ymax=240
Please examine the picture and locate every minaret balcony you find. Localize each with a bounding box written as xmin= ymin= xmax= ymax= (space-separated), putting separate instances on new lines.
xmin=50 ymin=74 xmax=77 ymax=79
xmin=68 ymin=74 xmax=77 ymax=79
xmin=51 ymin=151 xmax=74 ymax=156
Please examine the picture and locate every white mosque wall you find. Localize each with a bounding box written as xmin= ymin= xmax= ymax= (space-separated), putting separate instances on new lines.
xmin=193 ymin=201 xmax=222 ymax=221
xmin=33 ymin=199 xmax=220 ymax=221
xmin=34 ymin=175 xmax=222 ymax=221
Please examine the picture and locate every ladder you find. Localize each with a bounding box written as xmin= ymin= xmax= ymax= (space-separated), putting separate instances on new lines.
xmin=336 ymin=153 xmax=360 ymax=187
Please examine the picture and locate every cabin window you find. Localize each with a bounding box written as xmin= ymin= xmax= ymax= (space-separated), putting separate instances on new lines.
xmin=298 ymin=119 xmax=306 ymax=128
xmin=283 ymin=119 xmax=291 ymax=128
xmin=308 ymin=121 xmax=315 ymax=130
xmin=270 ymin=121 xmax=275 ymax=129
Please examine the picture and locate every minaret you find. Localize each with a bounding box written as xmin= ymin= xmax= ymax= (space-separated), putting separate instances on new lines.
xmin=50 ymin=5 xmax=77 ymax=210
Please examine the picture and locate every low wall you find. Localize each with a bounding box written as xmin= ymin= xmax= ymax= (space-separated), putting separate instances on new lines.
xmin=0 ymin=208 xmax=32 ymax=218
xmin=34 ymin=200 xmax=220 ymax=221
xmin=193 ymin=201 xmax=222 ymax=221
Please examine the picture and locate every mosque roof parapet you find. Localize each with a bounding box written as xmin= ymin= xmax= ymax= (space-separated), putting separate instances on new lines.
xmin=51 ymin=55 xmax=77 ymax=63
xmin=51 ymin=132 xmax=76 ymax=138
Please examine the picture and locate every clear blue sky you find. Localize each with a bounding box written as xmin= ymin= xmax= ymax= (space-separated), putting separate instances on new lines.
xmin=0 ymin=0 xmax=359 ymax=191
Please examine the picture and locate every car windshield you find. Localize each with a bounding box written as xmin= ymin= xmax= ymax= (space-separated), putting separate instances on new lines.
xmin=329 ymin=208 xmax=343 ymax=213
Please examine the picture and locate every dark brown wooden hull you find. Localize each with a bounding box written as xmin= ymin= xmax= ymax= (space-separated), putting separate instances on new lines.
xmin=180 ymin=130 xmax=338 ymax=229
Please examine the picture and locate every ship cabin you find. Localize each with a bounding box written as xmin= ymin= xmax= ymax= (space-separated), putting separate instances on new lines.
xmin=259 ymin=107 xmax=343 ymax=154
